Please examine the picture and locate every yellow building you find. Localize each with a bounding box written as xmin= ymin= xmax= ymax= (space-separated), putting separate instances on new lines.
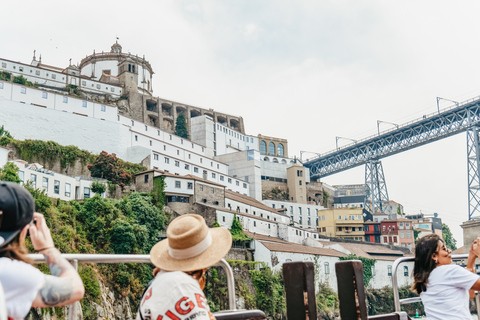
xmin=318 ymin=208 xmax=365 ymax=241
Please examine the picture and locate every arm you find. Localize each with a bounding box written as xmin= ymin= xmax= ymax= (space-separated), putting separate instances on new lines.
xmin=468 ymin=238 xmax=480 ymax=298
xmin=28 ymin=213 xmax=84 ymax=307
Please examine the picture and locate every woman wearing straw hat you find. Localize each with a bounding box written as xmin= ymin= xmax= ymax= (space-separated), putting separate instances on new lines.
xmin=136 ymin=214 xmax=232 ymax=320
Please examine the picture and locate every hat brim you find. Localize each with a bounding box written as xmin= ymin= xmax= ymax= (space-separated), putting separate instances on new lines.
xmin=150 ymin=227 xmax=232 ymax=272
xmin=0 ymin=230 xmax=20 ymax=248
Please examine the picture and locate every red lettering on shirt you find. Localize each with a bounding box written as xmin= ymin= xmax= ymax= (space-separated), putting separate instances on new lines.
xmin=165 ymin=310 xmax=181 ymax=320
xmin=195 ymin=293 xmax=207 ymax=309
xmin=156 ymin=316 xmax=163 ymax=320
xmin=175 ymin=296 xmax=195 ymax=315
xmin=142 ymin=288 xmax=152 ymax=306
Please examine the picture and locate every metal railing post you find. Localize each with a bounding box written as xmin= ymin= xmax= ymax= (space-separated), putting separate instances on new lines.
xmin=68 ymin=259 xmax=78 ymax=320
xmin=218 ymin=259 xmax=236 ymax=310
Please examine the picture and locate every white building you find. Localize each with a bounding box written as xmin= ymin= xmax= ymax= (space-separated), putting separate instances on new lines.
xmin=262 ymin=199 xmax=326 ymax=229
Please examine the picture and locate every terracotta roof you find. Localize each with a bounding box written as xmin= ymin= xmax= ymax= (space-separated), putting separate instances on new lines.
xmin=260 ymin=241 xmax=345 ymax=257
xmin=452 ymin=246 xmax=464 ymax=255
xmin=331 ymin=241 xmax=409 ymax=261
xmin=225 ymin=190 xmax=288 ymax=216
xmin=243 ymin=231 xmax=291 ymax=244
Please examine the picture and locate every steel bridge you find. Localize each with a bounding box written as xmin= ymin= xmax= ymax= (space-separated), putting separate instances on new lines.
xmin=304 ymin=95 xmax=480 ymax=219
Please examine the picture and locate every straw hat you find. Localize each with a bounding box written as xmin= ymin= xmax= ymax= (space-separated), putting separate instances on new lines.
xmin=150 ymin=214 xmax=232 ymax=272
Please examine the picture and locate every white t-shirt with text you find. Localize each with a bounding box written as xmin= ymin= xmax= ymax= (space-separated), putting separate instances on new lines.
xmin=136 ymin=270 xmax=213 ymax=320
xmin=420 ymin=264 xmax=479 ymax=320
xmin=0 ymin=258 xmax=44 ymax=320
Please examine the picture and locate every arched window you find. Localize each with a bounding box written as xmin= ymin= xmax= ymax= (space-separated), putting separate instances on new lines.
xmin=324 ymin=262 xmax=330 ymax=274
xmin=277 ymin=143 xmax=284 ymax=157
xmin=273 ymin=158 xmax=279 ymax=163
xmin=260 ymin=141 xmax=267 ymax=154
xmin=263 ymin=157 xmax=270 ymax=162
xmin=281 ymin=159 xmax=287 ymax=164
xmin=268 ymin=142 xmax=275 ymax=155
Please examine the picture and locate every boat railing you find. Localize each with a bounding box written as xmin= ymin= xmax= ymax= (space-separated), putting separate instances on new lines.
xmin=28 ymin=253 xmax=237 ymax=320
xmin=392 ymin=253 xmax=480 ymax=313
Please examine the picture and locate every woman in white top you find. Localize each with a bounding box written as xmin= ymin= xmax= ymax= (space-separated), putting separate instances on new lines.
xmin=136 ymin=214 xmax=232 ymax=320
xmin=412 ymin=234 xmax=480 ymax=320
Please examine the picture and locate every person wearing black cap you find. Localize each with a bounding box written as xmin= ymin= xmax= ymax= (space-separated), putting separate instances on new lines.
xmin=0 ymin=181 xmax=84 ymax=320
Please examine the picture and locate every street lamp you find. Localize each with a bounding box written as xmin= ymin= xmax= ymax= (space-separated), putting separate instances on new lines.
xmin=377 ymin=120 xmax=399 ymax=135
xmin=436 ymin=97 xmax=459 ymax=114
xmin=336 ymin=136 xmax=357 ymax=150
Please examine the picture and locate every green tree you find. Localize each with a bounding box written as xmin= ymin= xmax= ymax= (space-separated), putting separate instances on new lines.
xmin=174 ymin=112 xmax=189 ymax=139
xmin=230 ymin=213 xmax=251 ymax=241
xmin=87 ymin=151 xmax=132 ymax=188
xmin=0 ymin=162 xmax=21 ymax=183
xmin=91 ymin=180 xmax=106 ymax=195
xmin=442 ymin=223 xmax=457 ymax=250
xmin=0 ymin=125 xmax=12 ymax=139
xmin=339 ymin=254 xmax=376 ymax=287
xmin=397 ymin=206 xmax=402 ymax=216
xmin=322 ymin=189 xmax=330 ymax=207
xmin=413 ymin=229 xmax=420 ymax=241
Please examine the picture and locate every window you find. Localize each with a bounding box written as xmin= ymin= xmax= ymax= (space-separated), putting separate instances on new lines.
xmin=52 ymin=74 xmax=56 ymax=79
xmin=165 ymin=157 xmax=170 ymax=164
xmin=400 ymin=232 xmax=405 ymax=238
xmin=277 ymin=143 xmax=284 ymax=157
xmin=1 ymin=63 xmax=5 ymax=68
xmin=236 ymin=181 xmax=239 ymax=186
xmin=166 ymin=196 xmax=190 ymax=203
xmin=18 ymin=171 xmax=24 ymax=182
xmin=144 ymin=175 xmax=149 ymax=183
xmin=175 ymin=181 xmax=181 ymax=188
xmin=20 ymin=87 xmax=26 ymax=94
xmin=96 ymin=84 xmax=101 ymax=89
xmin=111 ymin=87 xmax=115 ymax=92
xmin=84 ymin=187 xmax=91 ymax=199
xmin=322 ymin=215 xmax=325 ymax=220
xmin=82 ymin=81 xmax=86 ymax=86
xmin=297 ymin=170 xmax=303 ymax=177
xmin=175 ymin=161 xmax=180 ymax=167
xmin=135 ymin=135 xmax=138 ymax=141
xmin=228 ymin=178 xmax=232 ymax=183
xmin=393 ymin=236 xmax=397 ymax=242
xmin=42 ymin=177 xmax=48 ymax=189
xmin=30 ymin=174 xmax=37 ymax=188
xmin=63 ymin=96 xmax=68 ymax=103
xmin=388 ymin=265 xmax=392 ymax=276
xmin=65 ymin=183 xmax=71 ymax=197
xmin=404 ymin=266 xmax=409 ymax=277
xmin=194 ymin=167 xmax=199 ymax=173
xmin=54 ymin=180 xmax=60 ymax=194
xmin=268 ymin=142 xmax=275 ymax=155
xmin=42 ymin=92 xmax=48 ymax=99
xmin=243 ymin=183 xmax=247 ymax=189
xmin=82 ymin=101 xmax=87 ymax=108
xmin=187 ymin=182 xmax=193 ymax=189
xmin=199 ymin=185 xmax=204 ymax=191
xmin=345 ymin=215 xmax=348 ymax=220
xmin=299 ymin=180 xmax=302 ymax=185
xmin=101 ymin=105 xmax=106 ymax=112
xmin=210 ymin=187 xmax=214 ymax=194
xmin=220 ymin=176 xmax=224 ymax=181
xmin=0 ymin=82 xmax=3 ymax=89
xmin=260 ymin=141 xmax=267 ymax=154
xmin=212 ymin=173 xmax=216 ymax=178
xmin=154 ymin=154 xmax=159 ymax=160
xmin=338 ymin=215 xmax=341 ymax=220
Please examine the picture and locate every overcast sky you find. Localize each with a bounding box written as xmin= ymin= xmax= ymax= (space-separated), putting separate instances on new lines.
xmin=4 ymin=0 xmax=480 ymax=246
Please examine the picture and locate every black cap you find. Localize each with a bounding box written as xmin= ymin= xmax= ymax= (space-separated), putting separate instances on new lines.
xmin=0 ymin=181 xmax=35 ymax=247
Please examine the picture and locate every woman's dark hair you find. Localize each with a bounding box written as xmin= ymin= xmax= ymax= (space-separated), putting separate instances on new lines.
xmin=0 ymin=232 xmax=32 ymax=264
xmin=411 ymin=233 xmax=442 ymax=294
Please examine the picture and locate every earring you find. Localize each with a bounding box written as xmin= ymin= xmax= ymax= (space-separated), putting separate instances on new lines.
xmin=434 ymin=258 xmax=438 ymax=264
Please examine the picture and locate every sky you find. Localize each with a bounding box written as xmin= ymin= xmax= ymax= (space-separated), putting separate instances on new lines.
xmin=4 ymin=0 xmax=480 ymax=246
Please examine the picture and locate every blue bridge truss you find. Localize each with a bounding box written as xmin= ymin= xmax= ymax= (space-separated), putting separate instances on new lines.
xmin=304 ymin=95 xmax=480 ymax=219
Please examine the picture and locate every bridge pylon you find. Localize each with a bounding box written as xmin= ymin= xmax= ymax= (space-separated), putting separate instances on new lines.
xmin=364 ymin=160 xmax=390 ymax=216
xmin=467 ymin=126 xmax=480 ymax=220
